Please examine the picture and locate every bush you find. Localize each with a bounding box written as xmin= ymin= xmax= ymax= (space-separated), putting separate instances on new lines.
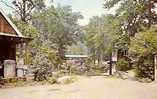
xmin=134 ymin=55 xmax=154 ymax=80
xmin=129 ymin=27 xmax=157 ymax=80
xmin=116 ymin=58 xmax=130 ymax=71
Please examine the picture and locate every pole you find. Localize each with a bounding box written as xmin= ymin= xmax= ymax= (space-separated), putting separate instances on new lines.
xmin=109 ymin=52 xmax=112 ymax=75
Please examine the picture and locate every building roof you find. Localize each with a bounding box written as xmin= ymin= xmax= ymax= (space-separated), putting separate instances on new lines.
xmin=0 ymin=32 xmax=32 ymax=43
xmin=0 ymin=8 xmax=32 ymax=43
xmin=0 ymin=8 xmax=23 ymax=37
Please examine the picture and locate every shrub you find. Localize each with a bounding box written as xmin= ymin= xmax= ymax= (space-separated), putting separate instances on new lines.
xmin=134 ymin=55 xmax=154 ymax=80
xmin=129 ymin=27 xmax=157 ymax=80
xmin=116 ymin=58 xmax=130 ymax=71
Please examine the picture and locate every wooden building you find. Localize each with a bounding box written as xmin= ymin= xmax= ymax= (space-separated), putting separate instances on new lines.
xmin=0 ymin=8 xmax=31 ymax=78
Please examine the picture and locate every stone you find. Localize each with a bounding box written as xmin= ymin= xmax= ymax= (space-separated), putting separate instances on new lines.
xmin=57 ymin=76 xmax=75 ymax=84
xmin=4 ymin=60 xmax=16 ymax=78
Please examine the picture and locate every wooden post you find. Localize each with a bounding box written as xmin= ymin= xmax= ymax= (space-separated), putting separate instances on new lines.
xmin=25 ymin=42 xmax=29 ymax=65
xmin=20 ymin=43 xmax=24 ymax=58
xmin=109 ymin=52 xmax=112 ymax=75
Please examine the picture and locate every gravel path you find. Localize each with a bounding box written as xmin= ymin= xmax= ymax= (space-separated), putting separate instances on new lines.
xmin=0 ymin=76 xmax=157 ymax=99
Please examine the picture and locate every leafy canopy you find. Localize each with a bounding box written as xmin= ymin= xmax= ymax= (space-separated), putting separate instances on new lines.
xmin=129 ymin=27 xmax=157 ymax=57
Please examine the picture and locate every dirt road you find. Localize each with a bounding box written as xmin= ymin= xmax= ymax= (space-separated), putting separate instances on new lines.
xmin=0 ymin=76 xmax=157 ymax=99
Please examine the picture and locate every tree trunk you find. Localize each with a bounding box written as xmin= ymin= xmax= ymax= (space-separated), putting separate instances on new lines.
xmin=98 ymin=51 xmax=103 ymax=67
xmin=58 ymin=45 xmax=65 ymax=60
xmin=147 ymin=0 xmax=152 ymax=28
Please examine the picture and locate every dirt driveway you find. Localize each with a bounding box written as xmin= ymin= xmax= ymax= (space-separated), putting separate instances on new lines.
xmin=0 ymin=76 xmax=157 ymax=99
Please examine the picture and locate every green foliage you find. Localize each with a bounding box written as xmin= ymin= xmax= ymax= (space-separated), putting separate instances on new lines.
xmin=8 ymin=0 xmax=157 ymax=81
xmin=129 ymin=28 xmax=157 ymax=56
xmin=84 ymin=15 xmax=117 ymax=63
xmin=12 ymin=19 xmax=39 ymax=38
xmin=10 ymin=4 xmax=82 ymax=81
xmin=31 ymin=45 xmax=65 ymax=81
xmin=10 ymin=17 xmax=41 ymax=64
xmin=104 ymin=0 xmax=157 ymax=29
xmin=32 ymin=6 xmax=82 ymax=81
xmin=104 ymin=0 xmax=157 ymax=54
xmin=66 ymin=42 xmax=88 ymax=55
xmin=129 ymin=27 xmax=157 ymax=80
xmin=32 ymin=5 xmax=83 ymax=59
xmin=134 ymin=55 xmax=154 ymax=80
xmin=116 ymin=58 xmax=130 ymax=71
xmin=104 ymin=0 xmax=157 ymax=80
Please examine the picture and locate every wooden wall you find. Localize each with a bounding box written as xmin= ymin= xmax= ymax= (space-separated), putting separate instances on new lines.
xmin=0 ymin=12 xmax=17 ymax=35
xmin=0 ymin=39 xmax=16 ymax=77
xmin=0 ymin=40 xmax=16 ymax=61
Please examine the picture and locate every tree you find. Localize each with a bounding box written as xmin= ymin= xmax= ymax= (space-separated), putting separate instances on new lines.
xmin=29 ymin=5 xmax=83 ymax=76
xmin=104 ymin=0 xmax=157 ymax=31
xmin=4 ymin=1 xmax=83 ymax=80
xmin=104 ymin=0 xmax=157 ymax=54
xmin=129 ymin=27 xmax=157 ymax=80
xmin=104 ymin=0 xmax=157 ymax=74
xmin=0 ymin=0 xmax=46 ymax=22
xmin=9 ymin=16 xmax=39 ymax=64
xmin=32 ymin=5 xmax=83 ymax=60
xmin=84 ymin=15 xmax=117 ymax=68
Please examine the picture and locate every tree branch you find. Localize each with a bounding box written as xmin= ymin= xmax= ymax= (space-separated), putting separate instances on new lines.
xmin=0 ymin=0 xmax=16 ymax=11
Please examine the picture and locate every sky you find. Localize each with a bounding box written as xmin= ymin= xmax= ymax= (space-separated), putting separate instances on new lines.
xmin=52 ymin=0 xmax=117 ymax=25
xmin=0 ymin=0 xmax=117 ymax=26
xmin=52 ymin=0 xmax=107 ymax=25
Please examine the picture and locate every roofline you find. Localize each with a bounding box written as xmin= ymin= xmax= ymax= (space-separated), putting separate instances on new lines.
xmin=65 ymin=55 xmax=88 ymax=58
xmin=0 ymin=32 xmax=33 ymax=43
xmin=0 ymin=8 xmax=23 ymax=37
xmin=0 ymin=32 xmax=18 ymax=37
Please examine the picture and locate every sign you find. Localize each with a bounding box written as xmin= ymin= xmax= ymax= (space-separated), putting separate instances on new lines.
xmin=112 ymin=50 xmax=118 ymax=62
